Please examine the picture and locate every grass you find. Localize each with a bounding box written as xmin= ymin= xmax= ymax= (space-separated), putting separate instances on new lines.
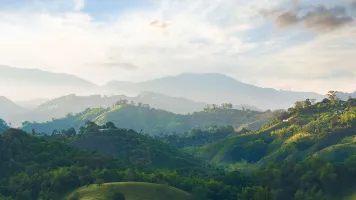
xmin=65 ymin=182 xmax=192 ymax=200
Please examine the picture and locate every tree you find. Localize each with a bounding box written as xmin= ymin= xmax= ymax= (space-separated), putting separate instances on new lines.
xmin=31 ymin=129 xmax=36 ymax=136
xmin=95 ymin=179 xmax=105 ymax=187
xmin=327 ymin=91 xmax=338 ymax=104
xmin=130 ymin=100 xmax=135 ymax=106
xmin=272 ymin=109 xmax=289 ymax=121
xmin=105 ymin=122 xmax=117 ymax=129
xmin=211 ymin=104 xmax=217 ymax=110
xmin=303 ymin=99 xmax=312 ymax=107
xmin=111 ymin=192 xmax=126 ymax=200
xmin=64 ymin=128 xmax=76 ymax=137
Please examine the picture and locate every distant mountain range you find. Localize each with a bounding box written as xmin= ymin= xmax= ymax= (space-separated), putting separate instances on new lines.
xmin=1 ymin=66 xmax=355 ymax=112
xmin=9 ymin=92 xmax=261 ymax=126
xmin=0 ymin=65 xmax=100 ymax=100
xmin=0 ymin=96 xmax=26 ymax=121
xmin=106 ymin=73 xmax=328 ymax=110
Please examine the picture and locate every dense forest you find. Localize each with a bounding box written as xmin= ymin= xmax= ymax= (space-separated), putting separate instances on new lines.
xmin=21 ymin=103 xmax=269 ymax=135
xmin=0 ymin=119 xmax=9 ymax=133
xmin=1 ymin=93 xmax=356 ymax=200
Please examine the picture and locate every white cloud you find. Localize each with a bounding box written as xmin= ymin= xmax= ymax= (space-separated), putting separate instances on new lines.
xmin=73 ymin=0 xmax=85 ymax=11
xmin=0 ymin=0 xmax=355 ymax=99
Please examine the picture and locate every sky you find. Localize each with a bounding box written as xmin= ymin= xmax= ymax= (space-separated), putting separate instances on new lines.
xmin=0 ymin=0 xmax=355 ymax=94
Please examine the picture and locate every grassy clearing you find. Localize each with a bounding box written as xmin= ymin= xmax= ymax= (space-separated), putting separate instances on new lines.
xmin=65 ymin=182 xmax=192 ymax=200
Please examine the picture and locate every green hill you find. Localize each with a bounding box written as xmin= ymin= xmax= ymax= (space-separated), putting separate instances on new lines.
xmin=0 ymin=119 xmax=9 ymax=133
xmin=198 ymin=99 xmax=356 ymax=166
xmin=22 ymin=104 xmax=269 ymax=135
xmin=194 ymin=97 xmax=356 ymax=199
xmin=65 ymin=182 xmax=192 ymax=200
xmin=69 ymin=121 xmax=202 ymax=170
xmin=0 ymin=128 xmax=246 ymax=200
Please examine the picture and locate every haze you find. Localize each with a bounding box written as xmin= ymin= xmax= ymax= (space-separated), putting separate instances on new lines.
xmin=0 ymin=0 xmax=355 ymax=101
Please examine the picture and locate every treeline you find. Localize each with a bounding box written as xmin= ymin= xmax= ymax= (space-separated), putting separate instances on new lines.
xmin=0 ymin=127 xmax=272 ymax=200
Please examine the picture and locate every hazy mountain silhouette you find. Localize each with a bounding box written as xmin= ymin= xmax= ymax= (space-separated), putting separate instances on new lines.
xmin=0 ymin=96 xmax=25 ymax=122
xmin=0 ymin=65 xmax=100 ymax=100
xmin=106 ymin=73 xmax=326 ymax=110
xmin=10 ymin=92 xmax=207 ymax=125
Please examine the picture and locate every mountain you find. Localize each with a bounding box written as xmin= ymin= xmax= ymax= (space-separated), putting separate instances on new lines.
xmin=105 ymin=73 xmax=326 ymax=110
xmin=15 ymin=98 xmax=48 ymax=109
xmin=11 ymin=92 xmax=261 ymax=126
xmin=10 ymin=92 xmax=207 ymax=125
xmin=191 ymin=98 xmax=356 ymax=199
xmin=0 ymin=96 xmax=25 ymax=121
xmin=197 ymin=99 xmax=356 ymax=165
xmin=0 ymin=65 xmax=100 ymax=100
xmin=21 ymin=104 xmax=269 ymax=135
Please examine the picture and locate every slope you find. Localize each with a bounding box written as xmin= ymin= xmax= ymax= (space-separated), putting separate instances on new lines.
xmin=22 ymin=104 xmax=269 ymax=135
xmin=198 ymin=98 xmax=356 ymax=166
xmin=0 ymin=65 xmax=100 ymax=101
xmin=0 ymin=96 xmax=25 ymax=120
xmin=0 ymin=119 xmax=9 ymax=133
xmin=106 ymin=72 xmax=325 ymax=110
xmin=70 ymin=121 xmax=202 ymax=169
xmin=11 ymin=92 xmax=210 ymax=125
xmin=65 ymin=182 xmax=192 ymax=200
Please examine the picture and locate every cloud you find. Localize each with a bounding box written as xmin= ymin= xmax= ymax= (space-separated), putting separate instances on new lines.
xmin=302 ymin=5 xmax=353 ymax=31
xmin=149 ymin=20 xmax=171 ymax=29
xmin=262 ymin=2 xmax=355 ymax=32
xmin=276 ymin=11 xmax=299 ymax=27
xmin=0 ymin=0 xmax=355 ymax=99
xmin=94 ymin=62 xmax=139 ymax=70
xmin=73 ymin=0 xmax=85 ymax=11
xmin=351 ymin=0 xmax=356 ymax=9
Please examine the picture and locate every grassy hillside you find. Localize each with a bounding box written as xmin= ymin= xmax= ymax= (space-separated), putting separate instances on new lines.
xmin=198 ymin=99 xmax=356 ymax=166
xmin=194 ymin=98 xmax=356 ymax=199
xmin=22 ymin=104 xmax=269 ymax=135
xmin=65 ymin=182 xmax=192 ymax=200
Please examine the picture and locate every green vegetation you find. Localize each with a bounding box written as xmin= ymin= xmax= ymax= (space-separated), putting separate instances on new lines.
xmin=154 ymin=125 xmax=235 ymax=150
xmin=0 ymin=127 xmax=255 ymax=200
xmin=65 ymin=182 xmax=192 ymax=200
xmin=194 ymin=97 xmax=356 ymax=199
xmin=2 ymin=94 xmax=356 ymax=200
xmin=0 ymin=119 xmax=9 ymax=133
xmin=22 ymin=104 xmax=269 ymax=135
xmin=69 ymin=121 xmax=203 ymax=169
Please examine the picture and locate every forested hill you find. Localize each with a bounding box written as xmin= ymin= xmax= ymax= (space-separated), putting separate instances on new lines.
xmin=0 ymin=119 xmax=9 ymax=133
xmin=22 ymin=104 xmax=270 ymax=135
xmin=194 ymin=97 xmax=356 ymax=199
xmin=0 ymin=126 xmax=267 ymax=200
xmin=68 ymin=121 xmax=203 ymax=170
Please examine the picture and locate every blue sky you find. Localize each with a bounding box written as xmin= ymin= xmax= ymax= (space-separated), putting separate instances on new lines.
xmin=0 ymin=0 xmax=355 ymax=97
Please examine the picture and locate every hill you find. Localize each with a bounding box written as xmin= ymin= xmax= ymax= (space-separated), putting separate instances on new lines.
xmin=21 ymin=104 xmax=269 ymax=135
xmin=0 ymin=128 xmax=253 ymax=200
xmin=0 ymin=119 xmax=9 ymax=133
xmin=197 ymin=98 xmax=356 ymax=166
xmin=0 ymin=96 xmax=25 ymax=121
xmin=10 ymin=92 xmax=208 ymax=125
xmin=193 ymin=97 xmax=356 ymax=199
xmin=10 ymin=92 xmax=262 ymax=126
xmin=68 ymin=121 xmax=202 ymax=169
xmin=65 ymin=182 xmax=192 ymax=200
xmin=105 ymin=73 xmax=326 ymax=110
xmin=0 ymin=65 xmax=100 ymax=101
